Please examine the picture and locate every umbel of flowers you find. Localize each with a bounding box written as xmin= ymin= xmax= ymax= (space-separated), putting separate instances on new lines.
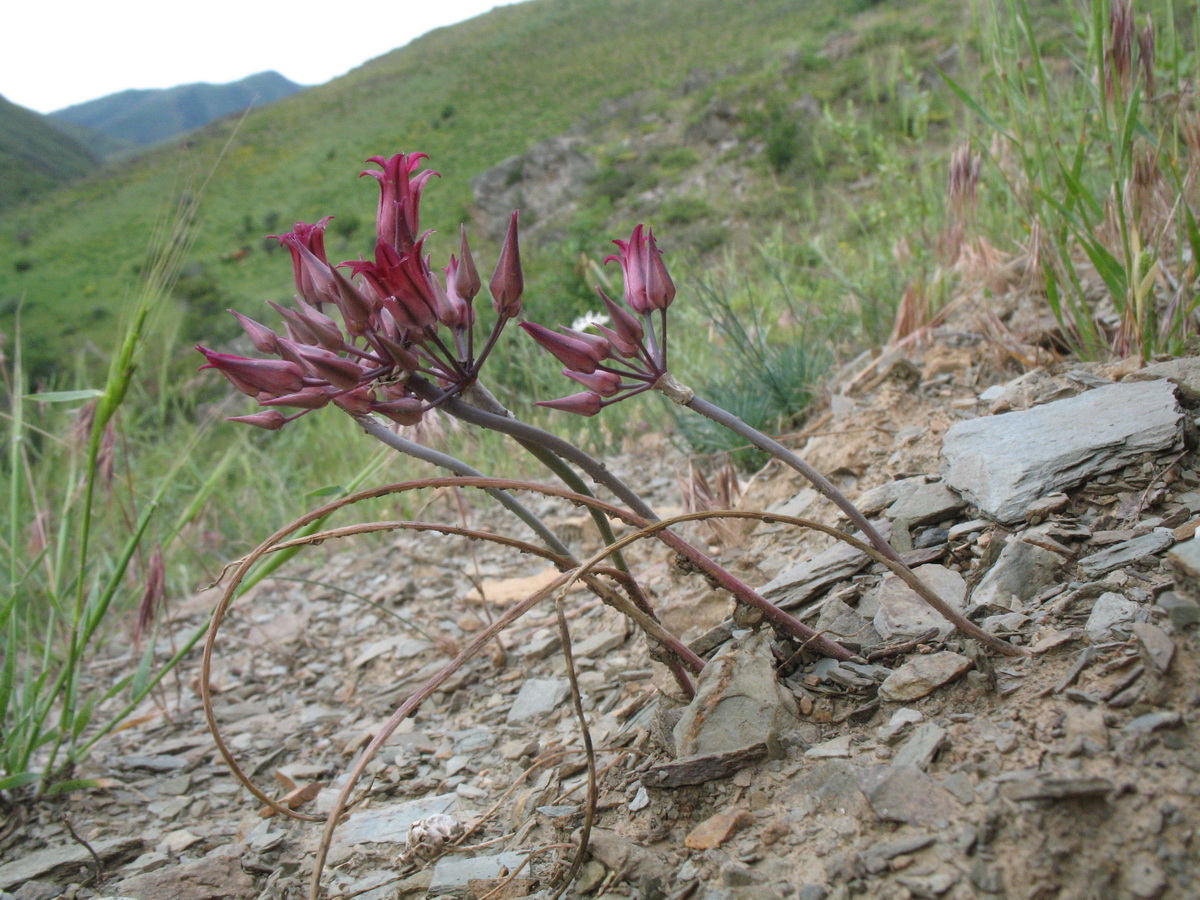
xmin=196 ymin=153 xmax=523 ymax=430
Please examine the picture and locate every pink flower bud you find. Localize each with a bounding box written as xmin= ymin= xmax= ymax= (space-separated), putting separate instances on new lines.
xmin=296 ymin=347 xmax=366 ymax=390
xmin=196 ymin=346 xmax=305 ymax=396
xmin=260 ymin=388 xmax=333 ymax=410
xmin=371 ymin=397 xmax=425 ymax=426
xmin=519 ymin=322 xmax=606 ymax=374
xmin=490 ymin=212 xmax=523 ymax=318
xmin=535 ymin=392 xmax=603 ymax=417
xmin=562 ymin=368 xmax=622 ymax=396
xmin=596 ymin=287 xmax=644 ymax=347
xmin=333 ymin=387 xmax=375 ymax=415
xmin=227 ymin=410 xmax=288 ymax=430
xmin=456 ymin=225 xmax=482 ymax=302
xmin=606 ymin=224 xmax=675 ymax=313
xmin=228 ymin=310 xmax=279 ymax=354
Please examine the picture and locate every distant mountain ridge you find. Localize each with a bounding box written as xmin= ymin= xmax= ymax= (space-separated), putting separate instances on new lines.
xmin=0 ymin=94 xmax=98 ymax=210
xmin=50 ymin=71 xmax=304 ymax=149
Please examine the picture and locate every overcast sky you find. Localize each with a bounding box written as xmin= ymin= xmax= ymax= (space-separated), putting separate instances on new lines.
xmin=4 ymin=0 xmax=522 ymax=114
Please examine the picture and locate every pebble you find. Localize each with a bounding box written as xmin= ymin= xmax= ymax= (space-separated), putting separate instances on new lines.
xmin=1156 ymin=591 xmax=1200 ymax=628
xmin=878 ymin=708 xmax=924 ymax=743
xmin=1132 ymin=622 xmax=1175 ymax=672
xmin=805 ymin=735 xmax=853 ymax=758
xmin=878 ymin=653 xmax=972 ymax=702
xmin=971 ymin=537 xmax=1063 ymax=610
xmin=685 ymin=808 xmax=754 ymax=850
xmin=892 ymin=723 xmax=946 ymax=771
xmin=428 ymin=851 xmax=528 ymax=896
xmin=674 ymin=630 xmax=799 ymax=756
xmin=1123 ymin=711 xmax=1182 ymax=735
xmin=1085 ymin=592 xmax=1139 ymax=639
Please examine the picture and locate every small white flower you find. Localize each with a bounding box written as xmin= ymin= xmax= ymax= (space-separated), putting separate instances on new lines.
xmin=571 ymin=311 xmax=610 ymax=332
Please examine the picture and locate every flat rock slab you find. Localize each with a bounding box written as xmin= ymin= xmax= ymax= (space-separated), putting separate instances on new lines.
xmin=429 ymin=851 xmax=529 ymax=896
xmin=1079 ymin=529 xmax=1175 ymax=577
xmin=0 ymin=836 xmax=142 ymax=890
xmin=113 ymin=855 xmax=256 ymax=900
xmin=506 ymin=677 xmax=570 ymax=724
xmin=943 ymin=380 xmax=1183 ymax=524
xmin=338 ymin=793 xmax=457 ymax=845
xmin=760 ymin=522 xmax=891 ymax=610
xmin=871 ymin=564 xmax=966 ymax=640
xmin=858 ymin=765 xmax=965 ymax=826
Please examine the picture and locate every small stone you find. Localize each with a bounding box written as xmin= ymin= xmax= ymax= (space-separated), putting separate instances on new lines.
xmin=112 ymin=856 xmax=256 ymax=900
xmin=573 ymin=631 xmax=625 ymax=658
xmin=940 ymin=772 xmax=976 ymax=805
xmin=805 ymin=735 xmax=853 ymax=758
xmin=500 ymin=739 xmax=537 ymax=760
xmin=896 ymin=870 xmax=959 ymax=897
xmin=1167 ymin=534 xmax=1200 ymax=580
xmin=887 ymin=482 xmax=966 ymax=526
xmin=1156 ymin=592 xmax=1200 ymax=628
xmin=1024 ymin=492 xmax=1070 ymax=521
xmin=814 ymin=598 xmax=882 ymax=650
xmin=878 ymin=708 xmax=924 ymax=744
xmin=628 ymin=786 xmax=650 ymax=812
xmin=117 ymin=754 xmax=187 ymax=773
xmin=878 ymin=652 xmax=972 ymax=702
xmin=160 ymin=829 xmax=202 ymax=855
xmin=1000 ymin=775 xmax=1113 ymax=801
xmin=674 ymin=631 xmax=799 ymax=756
xmin=1123 ymin=711 xmax=1182 ymax=735
xmin=0 ymin=838 xmax=144 ymax=891
xmin=1085 ymin=592 xmax=1138 ymax=640
xmin=863 ymin=832 xmax=935 ymax=862
xmin=760 ymin=522 xmax=892 ymax=609
xmin=506 ymin=678 xmax=570 ymax=724
xmin=13 ymin=882 xmax=59 ymax=900
xmin=1122 ymin=853 xmax=1168 ymax=898
xmin=573 ymin=860 xmax=607 ymax=894
xmin=338 ymin=793 xmax=457 ymax=845
xmin=892 ymin=723 xmax=947 ymax=771
xmin=684 ymin=808 xmax=754 ymax=850
xmin=972 ymin=537 xmax=1063 ymax=611
xmin=1132 ymin=622 xmax=1175 ymax=672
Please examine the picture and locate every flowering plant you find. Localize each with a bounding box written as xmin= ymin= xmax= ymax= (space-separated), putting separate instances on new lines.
xmin=199 ymin=151 xmax=1024 ymax=900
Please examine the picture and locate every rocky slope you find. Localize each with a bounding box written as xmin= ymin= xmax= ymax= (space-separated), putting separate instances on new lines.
xmin=3 ymin=313 xmax=1199 ymax=900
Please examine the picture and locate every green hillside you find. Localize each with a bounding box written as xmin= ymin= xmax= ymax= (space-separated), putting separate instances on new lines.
xmin=0 ymin=94 xmax=98 ymax=212
xmin=50 ymin=71 xmax=304 ymax=150
xmin=0 ymin=0 xmax=968 ymax=375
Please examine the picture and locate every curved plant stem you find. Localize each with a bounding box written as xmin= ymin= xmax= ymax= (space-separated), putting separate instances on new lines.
xmin=355 ymin=415 xmax=570 ymax=558
xmin=679 ymin=391 xmax=1027 ymax=658
xmin=459 ymin=382 xmax=631 ymax=575
xmin=419 ymin=387 xmax=852 ymax=660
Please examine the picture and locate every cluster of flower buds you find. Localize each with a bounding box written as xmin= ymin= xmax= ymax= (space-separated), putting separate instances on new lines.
xmin=520 ymin=224 xmax=676 ymax=416
xmin=197 ymin=153 xmax=524 ymax=429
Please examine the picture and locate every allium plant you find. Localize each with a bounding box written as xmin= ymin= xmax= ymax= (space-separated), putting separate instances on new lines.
xmin=199 ymin=151 xmax=1024 ymax=899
